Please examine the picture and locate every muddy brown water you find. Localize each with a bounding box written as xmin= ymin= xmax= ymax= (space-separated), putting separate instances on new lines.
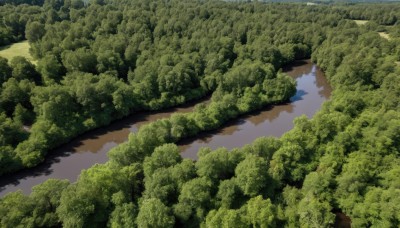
xmin=179 ymin=60 xmax=332 ymax=159
xmin=0 ymin=99 xmax=208 ymax=197
xmin=0 ymin=60 xmax=331 ymax=197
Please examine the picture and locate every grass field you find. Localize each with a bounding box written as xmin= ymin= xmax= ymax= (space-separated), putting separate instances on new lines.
xmin=353 ymin=20 xmax=369 ymax=25
xmin=378 ymin=32 xmax=390 ymax=40
xmin=0 ymin=40 xmax=37 ymax=65
xmin=353 ymin=20 xmax=392 ymax=40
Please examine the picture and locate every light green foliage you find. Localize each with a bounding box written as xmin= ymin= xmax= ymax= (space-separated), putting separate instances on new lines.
xmin=56 ymin=184 xmax=96 ymax=227
xmin=216 ymin=179 xmax=242 ymax=209
xmin=196 ymin=147 xmax=235 ymax=181
xmin=30 ymin=179 xmax=70 ymax=227
xmin=269 ymin=142 xmax=306 ymax=183
xmin=57 ymin=164 xmax=136 ymax=227
xmin=143 ymin=144 xmax=182 ymax=178
xmin=108 ymin=192 xmax=137 ymax=228
xmin=0 ymin=191 xmax=35 ymax=228
xmin=143 ymin=168 xmax=177 ymax=205
xmin=298 ymin=195 xmax=335 ymax=228
xmin=169 ymin=159 xmax=197 ymax=190
xmin=282 ymin=186 xmax=303 ymax=226
xmin=245 ymin=196 xmax=277 ymax=228
xmin=302 ymin=170 xmax=335 ymax=202
xmin=235 ymin=154 xmax=271 ymax=197
xmin=137 ymin=198 xmax=175 ymax=228
xmin=0 ymin=41 xmax=36 ymax=64
xmin=240 ymin=136 xmax=281 ymax=161
xmin=352 ymin=187 xmax=400 ymax=227
xmin=205 ymin=208 xmax=248 ymax=228
xmin=174 ymin=177 xmax=212 ymax=222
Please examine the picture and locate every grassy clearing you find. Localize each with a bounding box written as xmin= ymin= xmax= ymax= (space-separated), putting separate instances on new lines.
xmin=378 ymin=32 xmax=390 ymax=40
xmin=353 ymin=20 xmax=392 ymax=40
xmin=0 ymin=40 xmax=37 ymax=65
xmin=353 ymin=20 xmax=369 ymax=25
xmin=396 ymin=61 xmax=400 ymax=66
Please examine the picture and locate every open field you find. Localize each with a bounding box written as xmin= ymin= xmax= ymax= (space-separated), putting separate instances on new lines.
xmin=378 ymin=32 xmax=390 ymax=40
xmin=353 ymin=20 xmax=392 ymax=40
xmin=353 ymin=20 xmax=369 ymax=25
xmin=0 ymin=40 xmax=37 ymax=65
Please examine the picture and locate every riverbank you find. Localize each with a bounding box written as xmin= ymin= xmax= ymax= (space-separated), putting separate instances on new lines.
xmin=0 ymin=60 xmax=329 ymax=197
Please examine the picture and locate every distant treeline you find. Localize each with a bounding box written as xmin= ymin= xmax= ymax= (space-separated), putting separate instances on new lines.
xmin=0 ymin=0 xmax=44 ymax=5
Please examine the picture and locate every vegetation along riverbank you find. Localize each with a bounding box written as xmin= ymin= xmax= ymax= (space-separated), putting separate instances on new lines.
xmin=1 ymin=0 xmax=400 ymax=227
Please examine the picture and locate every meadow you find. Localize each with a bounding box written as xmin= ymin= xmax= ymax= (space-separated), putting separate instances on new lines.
xmin=0 ymin=40 xmax=36 ymax=64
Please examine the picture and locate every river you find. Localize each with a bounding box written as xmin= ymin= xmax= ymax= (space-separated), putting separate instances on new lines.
xmin=0 ymin=99 xmax=208 ymax=196
xmin=180 ymin=60 xmax=331 ymax=158
xmin=0 ymin=59 xmax=331 ymax=197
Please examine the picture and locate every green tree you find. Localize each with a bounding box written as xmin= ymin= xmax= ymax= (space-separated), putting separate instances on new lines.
xmin=245 ymin=196 xmax=278 ymax=228
xmin=0 ymin=57 xmax=12 ymax=84
xmin=205 ymin=208 xmax=248 ymax=228
xmin=61 ymin=48 xmax=97 ymax=73
xmin=57 ymin=164 xmax=133 ymax=227
xmin=143 ymin=168 xmax=177 ymax=205
xmin=137 ymin=198 xmax=175 ymax=228
xmin=298 ymin=195 xmax=335 ymax=228
xmin=174 ymin=177 xmax=212 ymax=223
xmin=30 ymin=179 xmax=70 ymax=227
xmin=25 ymin=22 xmax=45 ymax=43
xmin=1 ymin=78 xmax=34 ymax=115
xmin=235 ymin=154 xmax=271 ymax=197
xmin=10 ymin=57 xmax=40 ymax=83
xmin=37 ymin=54 xmax=65 ymax=85
xmin=143 ymin=143 xmax=182 ymax=178
xmin=196 ymin=147 xmax=235 ymax=181
xmin=0 ymin=191 xmax=35 ymax=227
xmin=216 ymin=179 xmax=242 ymax=209
xmin=108 ymin=191 xmax=137 ymax=228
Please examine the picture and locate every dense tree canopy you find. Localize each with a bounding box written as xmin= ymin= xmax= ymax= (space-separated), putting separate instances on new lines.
xmin=1 ymin=0 xmax=400 ymax=227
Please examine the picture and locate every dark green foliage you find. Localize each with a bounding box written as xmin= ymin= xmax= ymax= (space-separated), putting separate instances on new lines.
xmin=10 ymin=57 xmax=40 ymax=83
xmin=25 ymin=22 xmax=45 ymax=43
xmin=0 ymin=57 xmax=12 ymax=84
xmin=1 ymin=1 xmax=400 ymax=228
xmin=37 ymin=54 xmax=65 ymax=85
xmin=30 ymin=179 xmax=70 ymax=227
xmin=0 ymin=113 xmax=27 ymax=173
xmin=0 ymin=113 xmax=28 ymax=147
xmin=0 ymin=4 xmax=43 ymax=45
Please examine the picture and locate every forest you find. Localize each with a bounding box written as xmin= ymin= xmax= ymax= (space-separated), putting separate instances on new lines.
xmin=1 ymin=0 xmax=400 ymax=227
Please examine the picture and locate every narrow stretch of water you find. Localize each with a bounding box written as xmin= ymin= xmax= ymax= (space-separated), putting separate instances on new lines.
xmin=0 ymin=100 xmax=206 ymax=196
xmin=179 ymin=60 xmax=331 ymax=159
xmin=0 ymin=60 xmax=331 ymax=197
